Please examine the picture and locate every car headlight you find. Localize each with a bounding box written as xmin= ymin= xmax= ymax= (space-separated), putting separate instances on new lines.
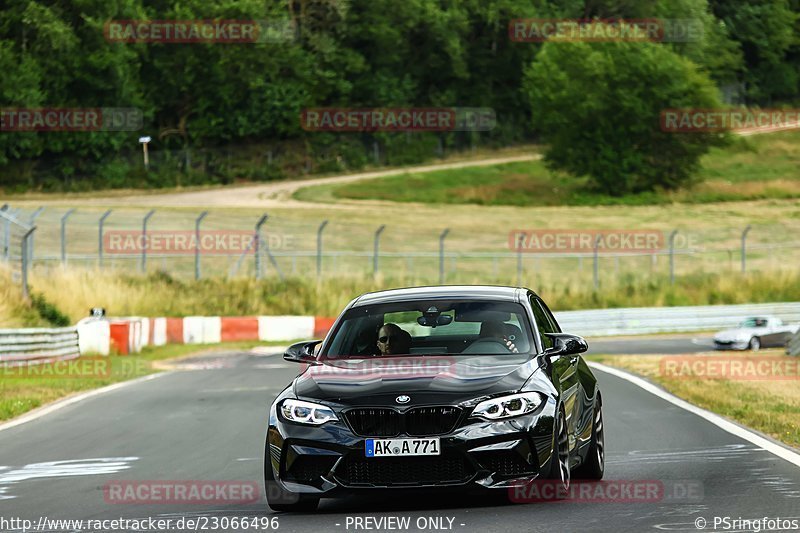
xmin=472 ymin=392 xmax=544 ymax=420
xmin=280 ymin=399 xmax=338 ymax=425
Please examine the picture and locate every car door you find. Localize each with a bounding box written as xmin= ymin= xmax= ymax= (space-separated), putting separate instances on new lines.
xmin=764 ymin=318 xmax=788 ymax=347
xmin=530 ymin=296 xmax=580 ymax=454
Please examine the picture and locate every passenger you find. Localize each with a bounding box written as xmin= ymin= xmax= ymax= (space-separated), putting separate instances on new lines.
xmin=376 ymin=323 xmax=412 ymax=355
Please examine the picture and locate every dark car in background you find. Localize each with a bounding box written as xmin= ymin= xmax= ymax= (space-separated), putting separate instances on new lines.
xmin=264 ymin=286 xmax=603 ymax=512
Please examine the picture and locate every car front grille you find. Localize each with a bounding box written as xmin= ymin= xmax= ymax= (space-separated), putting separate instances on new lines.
xmin=336 ymin=452 xmax=473 ymax=487
xmin=345 ymin=406 xmax=462 ymax=437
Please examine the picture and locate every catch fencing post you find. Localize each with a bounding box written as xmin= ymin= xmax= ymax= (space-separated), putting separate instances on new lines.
xmin=373 ymin=225 xmax=386 ymax=277
xmin=98 ymin=210 xmax=113 ymax=268
xmin=194 ymin=211 xmax=208 ymax=280
xmin=1 ymin=204 xmax=8 ymax=260
xmin=741 ymin=225 xmax=752 ymax=274
xmin=669 ymin=230 xmax=679 ymax=285
xmin=593 ymin=235 xmax=602 ymax=289
xmin=61 ymin=209 xmax=76 ymax=266
xmin=141 ymin=209 xmax=156 ymax=272
xmin=28 ymin=207 xmax=44 ymax=264
xmin=21 ymin=227 xmax=36 ymax=300
xmin=439 ymin=228 xmax=450 ymax=284
xmin=255 ymin=214 xmax=268 ymax=280
xmin=317 ymin=220 xmax=328 ymax=279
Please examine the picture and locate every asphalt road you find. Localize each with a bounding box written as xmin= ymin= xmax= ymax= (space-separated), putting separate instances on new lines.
xmin=1 ymin=347 xmax=799 ymax=533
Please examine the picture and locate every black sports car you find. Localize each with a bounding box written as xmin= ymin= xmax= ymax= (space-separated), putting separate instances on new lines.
xmin=265 ymin=286 xmax=603 ymax=512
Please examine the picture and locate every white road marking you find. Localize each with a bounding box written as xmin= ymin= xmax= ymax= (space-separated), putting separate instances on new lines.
xmin=0 ymin=457 xmax=138 ymax=500
xmin=589 ymin=362 xmax=800 ymax=469
xmin=0 ymin=373 xmax=169 ymax=434
xmin=690 ymin=338 xmax=715 ymax=346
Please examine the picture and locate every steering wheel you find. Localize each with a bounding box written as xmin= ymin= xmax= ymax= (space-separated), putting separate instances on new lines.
xmin=462 ymin=338 xmax=514 ymax=354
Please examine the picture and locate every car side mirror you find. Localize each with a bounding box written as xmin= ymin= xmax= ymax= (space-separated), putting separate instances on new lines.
xmin=284 ymin=340 xmax=322 ymax=363
xmin=543 ymin=333 xmax=588 ymax=360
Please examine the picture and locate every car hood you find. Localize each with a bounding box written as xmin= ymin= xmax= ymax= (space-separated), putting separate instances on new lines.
xmin=292 ymin=353 xmax=543 ymax=405
xmin=714 ymin=328 xmax=759 ymax=342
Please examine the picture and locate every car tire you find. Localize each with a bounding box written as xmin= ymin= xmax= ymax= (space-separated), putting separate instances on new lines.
xmin=545 ymin=408 xmax=570 ymax=499
xmin=749 ymin=337 xmax=761 ymax=351
xmin=574 ymin=400 xmax=604 ymax=480
xmin=264 ymin=449 xmax=320 ymax=513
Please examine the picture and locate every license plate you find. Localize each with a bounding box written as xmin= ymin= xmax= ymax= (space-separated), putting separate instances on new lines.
xmin=365 ymin=438 xmax=440 ymax=457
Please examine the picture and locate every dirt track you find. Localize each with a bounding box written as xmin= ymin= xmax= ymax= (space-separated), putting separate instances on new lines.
xmin=18 ymin=154 xmax=539 ymax=209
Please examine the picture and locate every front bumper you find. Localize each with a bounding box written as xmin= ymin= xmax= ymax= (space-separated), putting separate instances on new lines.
xmin=713 ymin=339 xmax=749 ymax=350
xmin=266 ymin=399 xmax=557 ymax=496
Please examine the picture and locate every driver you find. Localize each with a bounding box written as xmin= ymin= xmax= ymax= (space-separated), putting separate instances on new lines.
xmin=479 ymin=321 xmax=520 ymax=353
xmin=376 ymin=323 xmax=412 ymax=355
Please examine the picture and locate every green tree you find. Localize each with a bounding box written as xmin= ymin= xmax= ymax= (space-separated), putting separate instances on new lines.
xmin=708 ymin=0 xmax=799 ymax=103
xmin=524 ymin=40 xmax=726 ymax=195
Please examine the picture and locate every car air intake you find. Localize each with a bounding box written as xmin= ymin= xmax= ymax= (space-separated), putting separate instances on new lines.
xmin=337 ymin=452 xmax=473 ymax=486
xmin=345 ymin=407 xmax=462 ymax=437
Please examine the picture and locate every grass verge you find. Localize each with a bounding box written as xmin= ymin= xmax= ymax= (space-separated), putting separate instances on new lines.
xmin=301 ymin=130 xmax=800 ymax=207
xmin=17 ymin=269 xmax=800 ymax=326
xmin=0 ymin=341 xmax=285 ymax=423
xmin=585 ymin=350 xmax=800 ymax=449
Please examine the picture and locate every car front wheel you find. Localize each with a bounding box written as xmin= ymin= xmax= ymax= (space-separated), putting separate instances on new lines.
xmin=574 ymin=400 xmax=604 ymax=480
xmin=749 ymin=337 xmax=761 ymax=351
xmin=546 ymin=408 xmax=570 ymax=498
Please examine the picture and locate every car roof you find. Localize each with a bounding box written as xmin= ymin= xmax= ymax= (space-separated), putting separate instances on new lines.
xmin=350 ymin=285 xmax=533 ymax=307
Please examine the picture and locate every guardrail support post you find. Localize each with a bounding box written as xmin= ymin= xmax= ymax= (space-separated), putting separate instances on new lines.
xmin=669 ymin=230 xmax=679 ymax=285
xmin=439 ymin=228 xmax=450 ymax=284
xmin=194 ymin=211 xmax=208 ymax=280
xmin=316 ymin=220 xmax=328 ymax=279
xmin=98 ymin=210 xmax=113 ymax=268
xmin=741 ymin=225 xmax=752 ymax=274
xmin=373 ymin=224 xmax=386 ymax=277
xmin=60 ymin=208 xmax=76 ymax=266
xmin=141 ymin=209 xmax=156 ymax=272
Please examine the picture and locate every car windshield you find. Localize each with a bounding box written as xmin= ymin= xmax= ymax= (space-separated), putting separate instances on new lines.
xmin=739 ymin=318 xmax=768 ymax=328
xmin=321 ymin=300 xmax=534 ymax=359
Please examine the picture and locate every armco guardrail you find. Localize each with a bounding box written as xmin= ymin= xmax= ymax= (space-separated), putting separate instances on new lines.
xmin=787 ymin=330 xmax=800 ymax=356
xmin=554 ymin=302 xmax=800 ymax=337
xmin=0 ymin=327 xmax=80 ymax=365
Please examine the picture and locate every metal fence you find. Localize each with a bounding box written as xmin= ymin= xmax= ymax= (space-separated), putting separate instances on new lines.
xmin=555 ymin=302 xmax=800 ymax=337
xmin=0 ymin=205 xmax=37 ymax=299
xmin=3 ymin=205 xmax=800 ymax=289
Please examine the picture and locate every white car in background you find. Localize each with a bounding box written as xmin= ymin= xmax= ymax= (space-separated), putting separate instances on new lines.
xmin=713 ymin=316 xmax=800 ymax=351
